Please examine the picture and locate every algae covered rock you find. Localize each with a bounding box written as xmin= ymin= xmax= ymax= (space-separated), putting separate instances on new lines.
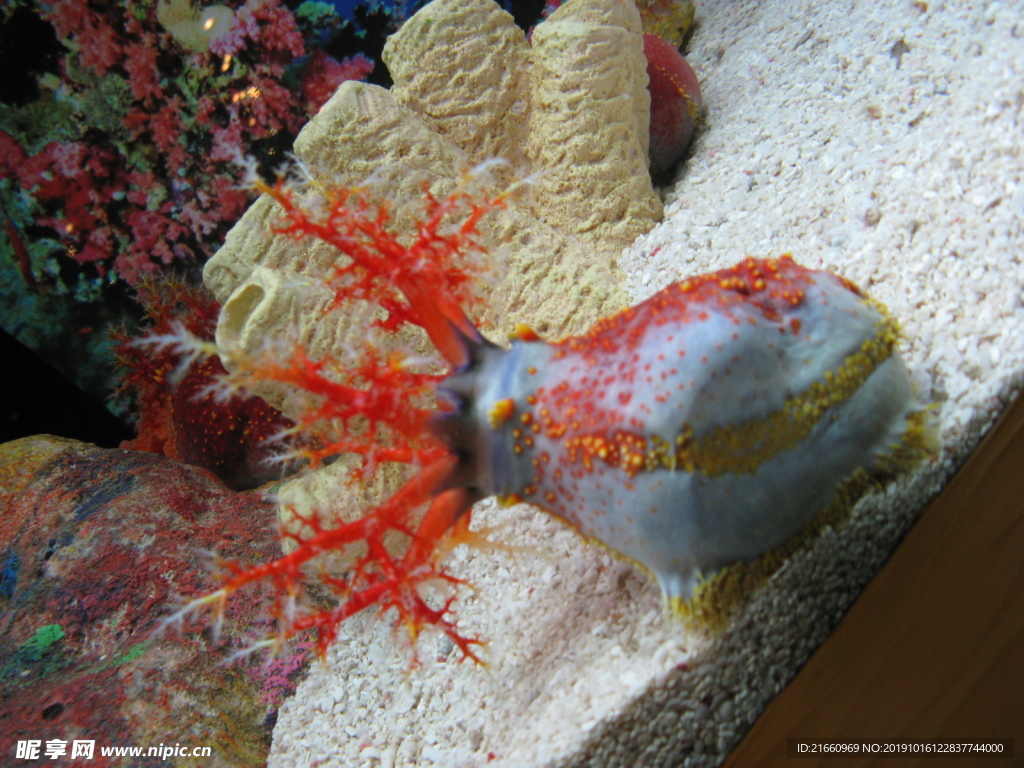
xmin=0 ymin=436 xmax=298 ymax=767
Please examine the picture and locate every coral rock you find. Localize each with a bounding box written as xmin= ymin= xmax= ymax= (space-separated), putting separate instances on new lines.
xmin=383 ymin=0 xmax=531 ymax=174
xmin=526 ymin=0 xmax=659 ymax=243
xmin=0 ymin=436 xmax=292 ymax=767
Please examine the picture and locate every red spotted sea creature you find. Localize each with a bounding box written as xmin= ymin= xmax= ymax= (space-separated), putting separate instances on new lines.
xmin=644 ymin=33 xmax=703 ymax=180
xmin=114 ymin=278 xmax=302 ymax=491
xmin=159 ymin=168 xmax=931 ymax=661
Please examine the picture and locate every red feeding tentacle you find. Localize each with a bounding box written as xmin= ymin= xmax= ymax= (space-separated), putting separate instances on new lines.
xmin=180 ymin=454 xmax=468 ymax=656
xmin=398 ymin=277 xmax=480 ymax=369
xmin=258 ymin=178 xmax=499 ymax=368
xmin=164 ymin=173 xmax=506 ymax=662
xmin=408 ymin=488 xmax=472 ymax=558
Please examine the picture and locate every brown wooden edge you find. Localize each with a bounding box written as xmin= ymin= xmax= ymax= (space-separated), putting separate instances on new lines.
xmin=721 ymin=390 xmax=1024 ymax=767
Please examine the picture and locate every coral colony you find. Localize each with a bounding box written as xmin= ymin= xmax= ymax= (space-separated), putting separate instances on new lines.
xmin=156 ymin=164 xmax=932 ymax=662
xmin=0 ymin=0 xmax=377 ymax=404
xmin=0 ymin=0 xmax=375 ymax=289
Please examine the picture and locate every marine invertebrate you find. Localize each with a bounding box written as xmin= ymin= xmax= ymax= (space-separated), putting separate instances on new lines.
xmin=443 ymin=256 xmax=931 ymax=614
xmin=113 ymin=277 xmax=302 ymax=490
xmin=163 ymin=166 xmax=930 ymax=661
xmin=644 ymin=33 xmax=702 ymax=180
xmin=161 ymin=168 xmax=510 ymax=660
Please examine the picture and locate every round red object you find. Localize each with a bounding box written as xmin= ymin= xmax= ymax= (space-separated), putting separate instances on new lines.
xmin=644 ymin=33 xmax=703 ymax=180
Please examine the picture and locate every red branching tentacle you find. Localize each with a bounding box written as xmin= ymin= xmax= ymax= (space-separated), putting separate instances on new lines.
xmin=218 ymin=341 xmax=445 ymax=474
xmin=168 ymin=174 xmax=506 ymax=662
xmin=257 ymin=178 xmax=502 ymax=368
xmin=213 ymin=455 xmax=477 ymax=660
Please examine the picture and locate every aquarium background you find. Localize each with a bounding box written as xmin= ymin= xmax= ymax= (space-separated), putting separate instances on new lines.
xmin=0 ymin=0 xmax=548 ymax=446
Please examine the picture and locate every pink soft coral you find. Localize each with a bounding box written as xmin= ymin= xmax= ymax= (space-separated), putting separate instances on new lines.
xmin=77 ymin=14 xmax=122 ymax=76
xmin=124 ymin=43 xmax=164 ymax=104
xmin=217 ymin=0 xmax=304 ymax=72
xmin=11 ymin=0 xmax=371 ymax=291
xmin=301 ymin=51 xmax=374 ymax=115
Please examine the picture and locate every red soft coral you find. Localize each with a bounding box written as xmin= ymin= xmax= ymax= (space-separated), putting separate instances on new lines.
xmin=76 ymin=226 xmax=117 ymax=265
xmin=125 ymin=209 xmax=190 ymax=266
xmin=77 ymin=14 xmax=123 ymax=76
xmin=0 ymin=130 xmax=27 ymax=178
xmin=206 ymin=175 xmax=249 ymax=223
xmin=113 ymin=248 xmax=162 ymax=286
xmin=221 ymin=0 xmax=304 ymax=75
xmin=248 ymin=0 xmax=304 ymax=59
xmin=301 ymin=51 xmax=374 ymax=115
xmin=124 ymin=43 xmax=164 ymax=104
xmin=39 ymin=0 xmax=91 ymax=43
xmin=124 ymin=169 xmax=159 ymax=207
xmin=43 ymin=141 xmax=89 ymax=179
xmin=24 ymin=142 xmax=116 ymax=240
xmin=245 ymin=77 xmax=303 ymax=136
xmin=209 ymin=118 xmax=245 ymax=164
xmin=148 ymin=96 xmax=188 ymax=172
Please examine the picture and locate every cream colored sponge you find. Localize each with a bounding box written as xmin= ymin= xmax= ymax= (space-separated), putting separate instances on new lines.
xmin=204 ymin=0 xmax=663 ymax=369
xmin=201 ymin=0 xmax=662 ymax=555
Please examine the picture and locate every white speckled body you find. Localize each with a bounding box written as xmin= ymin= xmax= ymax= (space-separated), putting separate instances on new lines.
xmin=438 ymin=257 xmax=924 ymax=602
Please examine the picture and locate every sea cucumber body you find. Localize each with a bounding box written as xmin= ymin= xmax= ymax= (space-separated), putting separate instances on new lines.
xmin=440 ymin=256 xmax=920 ymax=602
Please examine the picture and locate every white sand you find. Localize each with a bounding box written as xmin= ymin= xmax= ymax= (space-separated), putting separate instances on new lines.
xmin=269 ymin=1 xmax=1024 ymax=766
